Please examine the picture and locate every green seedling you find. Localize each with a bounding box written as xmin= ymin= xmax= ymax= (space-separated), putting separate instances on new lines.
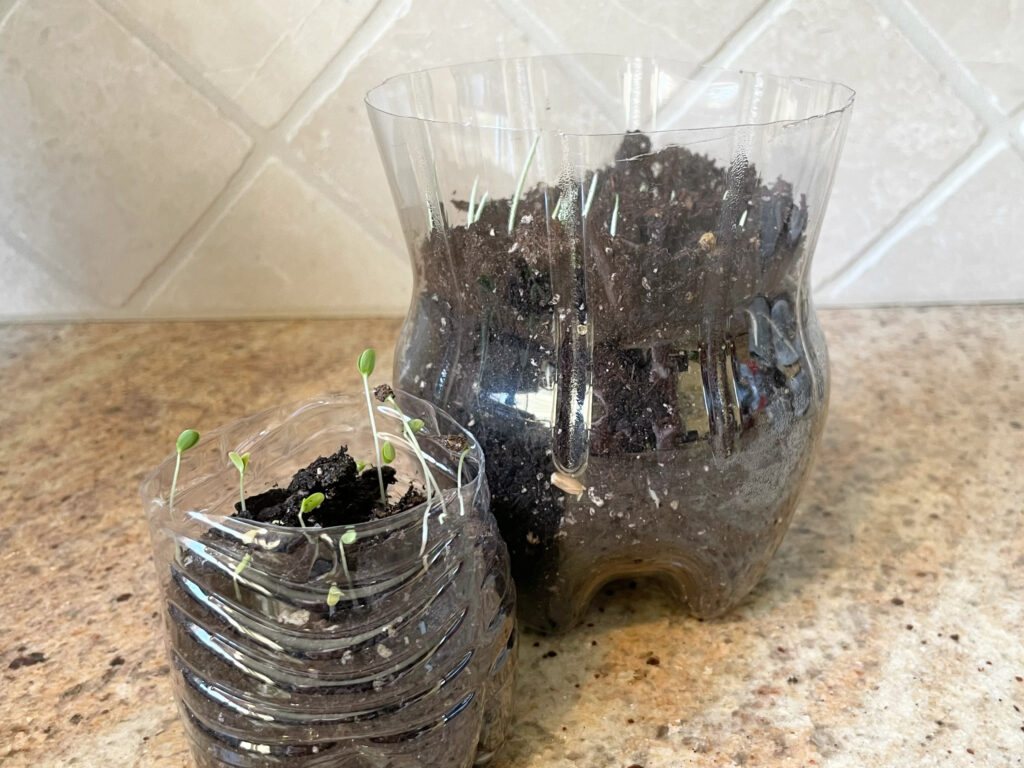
xmin=298 ymin=492 xmax=325 ymax=529
xmin=228 ymin=451 xmax=250 ymax=513
xmin=355 ymin=460 xmax=367 ymax=473
xmin=358 ymin=348 xmax=388 ymax=506
xmin=610 ymin=193 xmax=620 ymax=237
xmin=327 ymin=583 xmax=343 ymax=614
xmin=233 ymin=551 xmax=252 ymax=600
xmin=338 ymin=528 xmax=357 ymax=588
xmin=507 ymin=134 xmax=540 ymax=235
xmin=582 ymin=171 xmax=599 ymax=218
xmin=467 ymin=176 xmax=479 ymax=226
xmin=169 ymin=429 xmax=200 ymax=515
xmin=381 ymin=441 xmax=396 ymax=464
xmin=473 ymin=192 xmax=489 ymax=224
xmin=550 ymin=193 xmax=562 ymax=221
xmin=375 ymin=389 xmax=446 ymax=562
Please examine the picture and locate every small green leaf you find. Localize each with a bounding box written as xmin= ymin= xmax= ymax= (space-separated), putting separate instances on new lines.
xmin=299 ymin=492 xmax=325 ymax=516
xmin=176 ymin=429 xmax=200 ymax=453
xmin=327 ymin=584 xmax=343 ymax=607
xmin=228 ymin=451 xmax=249 ymax=473
xmin=341 ymin=529 xmax=357 ymax=546
xmin=381 ymin=441 xmax=395 ymax=464
xmin=357 ymin=348 xmax=376 ymax=377
xmin=234 ymin=552 xmax=252 ymax=576
xmin=355 ymin=460 xmax=367 ymax=473
xmin=408 ymin=418 xmax=425 ymax=434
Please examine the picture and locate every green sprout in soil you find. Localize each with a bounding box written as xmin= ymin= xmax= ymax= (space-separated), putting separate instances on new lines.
xmin=472 ymin=192 xmax=489 ymax=224
xmin=508 ymin=134 xmax=540 ymax=235
xmin=467 ymin=176 xmax=479 ymax=226
xmin=457 ymin=444 xmax=471 ymax=517
xmin=358 ymin=348 xmax=387 ymax=506
xmin=582 ymin=171 xmax=599 ymax=218
xmin=610 ymin=193 xmax=620 ymax=237
xmin=327 ymin=585 xmax=344 ymax=610
xmin=169 ymin=429 xmax=199 ymax=515
xmin=233 ymin=551 xmax=252 ymax=600
xmin=339 ymin=528 xmax=357 ymax=587
xmin=298 ymin=492 xmax=325 ymax=529
xmin=381 ymin=441 xmax=396 ymax=464
xmin=374 ymin=386 xmax=446 ymax=562
xmin=228 ymin=451 xmax=250 ymax=513
xmin=550 ymin=193 xmax=562 ymax=221
xmin=355 ymin=459 xmax=367 ymax=473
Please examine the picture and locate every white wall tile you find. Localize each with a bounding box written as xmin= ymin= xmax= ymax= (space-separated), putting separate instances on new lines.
xmin=0 ymin=0 xmax=250 ymax=308
xmin=913 ymin=0 xmax=1024 ymax=114
xmin=0 ymin=0 xmax=1020 ymax=318
xmin=732 ymin=0 xmax=982 ymax=291
xmin=117 ymin=0 xmax=378 ymax=128
xmin=825 ymin=147 xmax=1024 ymax=304
xmin=504 ymin=0 xmax=765 ymax=61
xmin=145 ymin=160 xmax=412 ymax=318
xmin=0 ymin=236 xmax=101 ymax=319
xmin=289 ymin=0 xmax=542 ymax=251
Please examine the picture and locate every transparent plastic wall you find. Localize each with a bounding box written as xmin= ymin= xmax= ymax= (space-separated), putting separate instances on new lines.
xmin=367 ymin=55 xmax=853 ymax=633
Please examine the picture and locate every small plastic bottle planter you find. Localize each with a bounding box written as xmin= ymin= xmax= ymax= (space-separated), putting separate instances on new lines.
xmin=366 ymin=55 xmax=854 ymax=633
xmin=141 ymin=393 xmax=516 ymax=767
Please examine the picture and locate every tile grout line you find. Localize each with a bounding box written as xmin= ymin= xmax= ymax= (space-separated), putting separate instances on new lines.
xmin=0 ymin=218 xmax=107 ymax=309
xmin=95 ymin=0 xmax=410 ymax=312
xmin=696 ymin=0 xmax=794 ymax=70
xmin=643 ymin=0 xmax=796 ymax=136
xmin=815 ymin=0 xmax=1021 ymax=298
xmin=874 ymin=0 xmax=1006 ymax=129
xmin=93 ymin=0 xmax=267 ymax=141
xmin=123 ymin=150 xmax=266 ymax=312
xmin=815 ymin=130 xmax=1008 ymax=298
xmin=0 ymin=0 xmax=22 ymax=32
xmin=276 ymin=0 xmax=412 ymax=141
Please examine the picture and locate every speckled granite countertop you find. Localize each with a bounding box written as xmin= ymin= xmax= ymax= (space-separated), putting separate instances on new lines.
xmin=1 ymin=307 xmax=1022 ymax=768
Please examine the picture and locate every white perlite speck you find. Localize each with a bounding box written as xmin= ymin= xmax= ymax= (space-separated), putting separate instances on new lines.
xmin=377 ymin=643 xmax=393 ymax=659
xmin=278 ymin=608 xmax=310 ymax=626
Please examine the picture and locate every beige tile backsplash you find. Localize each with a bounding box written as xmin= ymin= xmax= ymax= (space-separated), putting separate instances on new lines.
xmin=0 ymin=0 xmax=1021 ymax=320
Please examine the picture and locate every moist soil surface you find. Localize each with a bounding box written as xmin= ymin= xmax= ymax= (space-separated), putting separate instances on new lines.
xmin=233 ymin=443 xmax=426 ymax=527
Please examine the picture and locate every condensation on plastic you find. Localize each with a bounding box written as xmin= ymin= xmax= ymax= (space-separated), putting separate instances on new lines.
xmin=366 ymin=55 xmax=854 ymax=633
xmin=141 ymin=393 xmax=517 ymax=767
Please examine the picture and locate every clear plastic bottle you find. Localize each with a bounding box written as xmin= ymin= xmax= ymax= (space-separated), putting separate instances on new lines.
xmin=367 ymin=56 xmax=853 ymax=632
xmin=141 ymin=394 xmax=517 ymax=766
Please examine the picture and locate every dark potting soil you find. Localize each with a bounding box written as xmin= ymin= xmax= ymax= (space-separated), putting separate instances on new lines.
xmin=233 ymin=443 xmax=426 ymax=527
xmin=401 ymin=132 xmax=827 ymax=632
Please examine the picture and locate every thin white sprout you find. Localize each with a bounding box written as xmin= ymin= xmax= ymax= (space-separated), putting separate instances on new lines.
xmin=467 ymin=176 xmax=479 ymax=226
xmin=739 ymin=209 xmax=748 ymax=228
xmin=457 ymin=446 xmax=471 ymax=517
xmin=473 ymin=192 xmax=489 ymax=224
xmin=507 ymin=134 xmax=540 ymax=235
xmin=610 ymin=193 xmax=620 ymax=237
xmin=385 ymin=397 xmax=447 ymax=560
xmin=582 ymin=172 xmax=599 ymax=218
xmin=169 ymin=452 xmax=183 ymax=516
xmin=233 ymin=552 xmax=251 ymax=601
xmin=361 ymin=373 xmax=387 ymax=505
xmin=338 ymin=530 xmax=355 ymax=589
xmin=550 ymin=194 xmax=562 ymax=221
